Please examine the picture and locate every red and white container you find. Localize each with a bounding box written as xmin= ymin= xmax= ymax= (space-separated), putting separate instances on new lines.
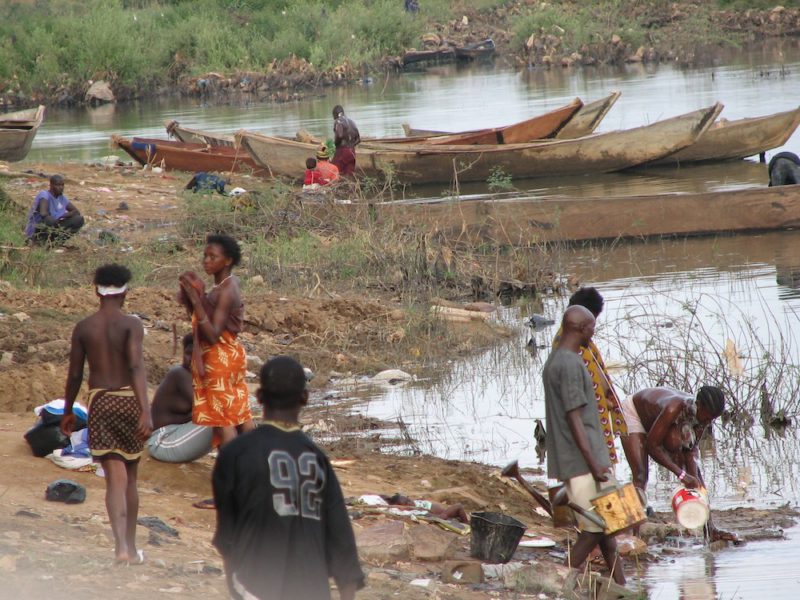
xmin=671 ymin=486 xmax=709 ymax=529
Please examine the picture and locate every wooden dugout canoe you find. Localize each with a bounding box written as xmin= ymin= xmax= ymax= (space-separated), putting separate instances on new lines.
xmin=394 ymin=97 xmax=583 ymax=145
xmin=165 ymin=120 xmax=235 ymax=148
xmin=167 ymin=96 xmax=583 ymax=154
xmin=376 ymin=183 xmax=800 ymax=244
xmin=401 ymin=92 xmax=620 ymax=141
xmin=648 ymin=106 xmax=800 ymax=166
xmin=236 ymin=103 xmax=722 ymax=185
xmin=112 ymin=135 xmax=265 ymax=175
xmin=0 ymin=105 xmax=45 ymax=162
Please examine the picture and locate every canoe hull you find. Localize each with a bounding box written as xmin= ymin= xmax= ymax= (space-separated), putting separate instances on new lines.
xmin=165 ymin=120 xmax=235 ymax=148
xmin=377 ymin=184 xmax=800 ymax=244
xmin=420 ymin=98 xmax=582 ymax=145
xmin=113 ymin=135 xmax=265 ymax=175
xmin=238 ymin=104 xmax=722 ymax=185
xmin=649 ymin=106 xmax=800 ymax=165
xmin=0 ymin=105 xmax=45 ymax=162
xmin=401 ymin=92 xmax=620 ymax=141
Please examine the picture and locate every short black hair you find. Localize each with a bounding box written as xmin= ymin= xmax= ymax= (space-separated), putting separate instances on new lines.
xmin=182 ymin=333 xmax=193 ymax=349
xmin=332 ymin=105 xmax=344 ymax=118
xmin=259 ymin=356 xmax=307 ymax=409
xmin=93 ymin=264 xmax=132 ymax=287
xmin=697 ymin=386 xmax=725 ymax=418
xmin=306 ymin=157 xmax=317 ymax=169
xmin=50 ymin=174 xmax=64 ymax=184
xmin=206 ymin=234 xmax=241 ymax=266
xmin=568 ymin=287 xmax=604 ymax=317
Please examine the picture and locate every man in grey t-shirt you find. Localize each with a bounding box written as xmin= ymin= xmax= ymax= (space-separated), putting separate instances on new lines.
xmin=543 ymin=305 xmax=626 ymax=588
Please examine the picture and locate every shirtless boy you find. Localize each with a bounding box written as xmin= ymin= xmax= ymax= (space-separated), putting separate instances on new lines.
xmin=60 ymin=264 xmax=152 ymax=564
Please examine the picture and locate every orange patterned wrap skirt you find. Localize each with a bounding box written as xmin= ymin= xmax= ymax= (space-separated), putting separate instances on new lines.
xmin=191 ymin=330 xmax=252 ymax=428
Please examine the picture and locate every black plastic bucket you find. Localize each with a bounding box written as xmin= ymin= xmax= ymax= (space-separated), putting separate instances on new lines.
xmin=469 ymin=511 xmax=526 ymax=563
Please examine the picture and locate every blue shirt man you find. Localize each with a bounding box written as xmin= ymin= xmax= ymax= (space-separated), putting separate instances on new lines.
xmin=25 ymin=175 xmax=84 ymax=243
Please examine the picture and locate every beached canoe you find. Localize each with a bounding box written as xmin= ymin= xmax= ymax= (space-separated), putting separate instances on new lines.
xmin=236 ymin=103 xmax=722 ymax=185
xmin=397 ymin=98 xmax=583 ymax=145
xmin=376 ymin=183 xmax=800 ymax=244
xmin=454 ymin=39 xmax=496 ymax=61
xmin=401 ymin=91 xmax=620 ymax=141
xmin=112 ymin=135 xmax=265 ymax=175
xmin=167 ymin=97 xmax=581 ymax=153
xmin=165 ymin=120 xmax=235 ymax=148
xmin=647 ymin=106 xmax=800 ymax=166
xmin=0 ymin=105 xmax=45 ymax=162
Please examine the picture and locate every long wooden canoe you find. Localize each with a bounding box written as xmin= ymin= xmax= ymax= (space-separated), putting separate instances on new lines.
xmin=648 ymin=106 xmax=800 ymax=166
xmin=166 ymin=97 xmax=583 ymax=153
xmin=401 ymin=92 xmax=620 ymax=141
xmin=236 ymin=103 xmax=721 ymax=185
xmin=165 ymin=120 xmax=235 ymax=148
xmin=112 ymin=135 xmax=265 ymax=175
xmin=400 ymin=98 xmax=583 ymax=145
xmin=0 ymin=105 xmax=45 ymax=162
xmin=376 ymin=183 xmax=800 ymax=244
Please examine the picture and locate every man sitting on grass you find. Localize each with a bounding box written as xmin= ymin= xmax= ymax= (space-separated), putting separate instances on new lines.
xmin=25 ymin=175 xmax=84 ymax=245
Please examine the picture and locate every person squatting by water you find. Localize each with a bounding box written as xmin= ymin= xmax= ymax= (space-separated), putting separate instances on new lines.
xmin=212 ymin=356 xmax=365 ymax=600
xmin=60 ymin=264 xmax=151 ymax=565
xmin=620 ymin=385 xmax=739 ymax=542
xmin=543 ymin=305 xmax=626 ymax=588
xmin=25 ymin=174 xmax=85 ymax=245
xmin=147 ymin=333 xmax=213 ymax=463
xmin=331 ymin=105 xmax=361 ymax=176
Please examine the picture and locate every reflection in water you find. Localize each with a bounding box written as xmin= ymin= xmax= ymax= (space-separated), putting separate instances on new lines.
xmin=640 ymin=526 xmax=800 ymax=600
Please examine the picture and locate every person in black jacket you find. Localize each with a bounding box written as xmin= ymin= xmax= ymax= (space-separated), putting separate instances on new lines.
xmin=212 ymin=356 xmax=365 ymax=600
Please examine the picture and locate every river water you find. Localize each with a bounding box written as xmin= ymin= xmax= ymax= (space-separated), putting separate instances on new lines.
xmin=20 ymin=41 xmax=800 ymax=599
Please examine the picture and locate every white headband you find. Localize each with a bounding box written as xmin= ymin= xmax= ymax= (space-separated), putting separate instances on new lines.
xmin=97 ymin=284 xmax=128 ymax=296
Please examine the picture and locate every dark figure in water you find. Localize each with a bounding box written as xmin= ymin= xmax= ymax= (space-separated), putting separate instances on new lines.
xmin=768 ymin=151 xmax=800 ymax=187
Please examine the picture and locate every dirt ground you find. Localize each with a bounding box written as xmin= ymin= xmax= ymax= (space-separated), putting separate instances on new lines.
xmin=1 ymin=161 xmax=798 ymax=599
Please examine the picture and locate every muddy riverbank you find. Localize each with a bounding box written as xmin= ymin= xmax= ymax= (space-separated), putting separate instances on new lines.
xmin=2 ymin=2 xmax=800 ymax=109
xmin=1 ymin=159 xmax=800 ymax=598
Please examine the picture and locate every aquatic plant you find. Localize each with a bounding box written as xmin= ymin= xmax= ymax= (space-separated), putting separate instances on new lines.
xmin=487 ymin=166 xmax=514 ymax=191
xmin=599 ymin=285 xmax=800 ymax=425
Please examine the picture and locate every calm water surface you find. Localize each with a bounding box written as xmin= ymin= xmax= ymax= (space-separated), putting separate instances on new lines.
xmin=19 ymin=42 xmax=800 ymax=598
xmin=22 ymin=41 xmax=800 ymax=199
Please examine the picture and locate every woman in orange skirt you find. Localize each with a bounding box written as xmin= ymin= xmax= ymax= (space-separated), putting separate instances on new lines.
xmin=179 ymin=234 xmax=254 ymax=448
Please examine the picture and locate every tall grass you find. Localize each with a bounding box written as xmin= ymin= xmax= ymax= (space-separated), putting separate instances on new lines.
xmin=0 ymin=0 xmax=484 ymax=99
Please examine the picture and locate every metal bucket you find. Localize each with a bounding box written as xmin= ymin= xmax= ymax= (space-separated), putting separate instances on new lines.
xmin=589 ymin=482 xmax=647 ymax=535
xmin=469 ymin=511 xmax=526 ymax=563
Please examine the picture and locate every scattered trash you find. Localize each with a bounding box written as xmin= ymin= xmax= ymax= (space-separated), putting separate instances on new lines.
xmin=371 ymin=369 xmax=414 ymax=384
xmin=45 ymin=479 xmax=86 ymax=504
xmin=138 ymin=516 xmax=180 ymax=538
